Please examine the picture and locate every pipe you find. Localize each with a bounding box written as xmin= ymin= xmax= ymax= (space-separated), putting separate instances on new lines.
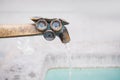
xmin=0 ymin=17 xmax=70 ymax=43
xmin=43 ymin=30 xmax=56 ymax=41
xmin=0 ymin=24 xmax=42 ymax=38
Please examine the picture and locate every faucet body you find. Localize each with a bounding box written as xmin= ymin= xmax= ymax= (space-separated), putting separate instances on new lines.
xmin=0 ymin=17 xmax=70 ymax=43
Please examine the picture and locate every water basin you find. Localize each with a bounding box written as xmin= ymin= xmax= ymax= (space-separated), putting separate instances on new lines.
xmin=45 ymin=68 xmax=120 ymax=80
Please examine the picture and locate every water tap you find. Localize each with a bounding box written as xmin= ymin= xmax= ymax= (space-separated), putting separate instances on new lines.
xmin=0 ymin=17 xmax=70 ymax=43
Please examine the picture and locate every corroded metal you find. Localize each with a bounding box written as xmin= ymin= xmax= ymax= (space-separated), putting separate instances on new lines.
xmin=31 ymin=17 xmax=69 ymax=25
xmin=0 ymin=17 xmax=70 ymax=43
xmin=0 ymin=24 xmax=42 ymax=38
xmin=58 ymin=27 xmax=70 ymax=43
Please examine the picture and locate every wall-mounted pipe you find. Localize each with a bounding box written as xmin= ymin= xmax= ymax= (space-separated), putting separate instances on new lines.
xmin=0 ymin=17 xmax=70 ymax=43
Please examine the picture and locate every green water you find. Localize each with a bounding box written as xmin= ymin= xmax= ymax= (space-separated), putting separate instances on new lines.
xmin=45 ymin=68 xmax=120 ymax=80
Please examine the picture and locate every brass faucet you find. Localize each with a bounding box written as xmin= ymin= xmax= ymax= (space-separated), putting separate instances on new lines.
xmin=0 ymin=17 xmax=70 ymax=43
